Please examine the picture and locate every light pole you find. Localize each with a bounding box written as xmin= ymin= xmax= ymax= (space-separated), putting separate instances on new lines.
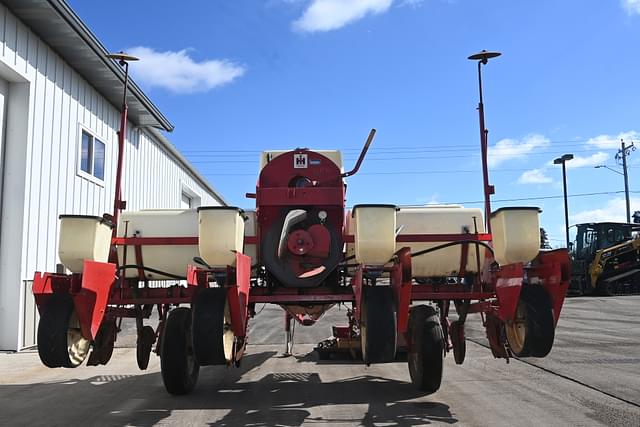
xmin=468 ymin=50 xmax=501 ymax=232
xmin=106 ymin=52 xmax=138 ymax=234
xmin=554 ymin=154 xmax=574 ymax=248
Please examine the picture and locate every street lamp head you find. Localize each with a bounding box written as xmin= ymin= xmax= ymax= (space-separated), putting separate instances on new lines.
xmin=554 ymin=153 xmax=574 ymax=164
xmin=468 ymin=50 xmax=502 ymax=64
xmin=107 ymin=51 xmax=139 ymax=66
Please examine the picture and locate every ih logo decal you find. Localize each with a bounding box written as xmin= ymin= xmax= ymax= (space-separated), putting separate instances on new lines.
xmin=294 ymin=154 xmax=308 ymax=169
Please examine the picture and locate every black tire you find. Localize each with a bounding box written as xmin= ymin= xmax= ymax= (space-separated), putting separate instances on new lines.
xmin=192 ymin=287 xmax=234 ymax=366
xmin=449 ymin=320 xmax=466 ymax=365
xmin=136 ymin=325 xmax=156 ymax=370
xmin=407 ymin=305 xmax=444 ymax=394
xmin=37 ymin=293 xmax=90 ymax=368
xmin=595 ymin=279 xmax=614 ymax=296
xmin=360 ymin=286 xmax=397 ymax=365
xmin=161 ymin=307 xmax=199 ymax=395
xmin=505 ymin=285 xmax=555 ymax=357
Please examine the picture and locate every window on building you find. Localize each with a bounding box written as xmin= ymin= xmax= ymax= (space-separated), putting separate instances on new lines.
xmin=181 ymin=186 xmax=201 ymax=209
xmin=80 ymin=129 xmax=106 ymax=181
xmin=181 ymin=192 xmax=192 ymax=209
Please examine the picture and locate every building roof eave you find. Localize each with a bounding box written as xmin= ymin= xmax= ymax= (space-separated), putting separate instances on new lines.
xmin=3 ymin=0 xmax=174 ymax=132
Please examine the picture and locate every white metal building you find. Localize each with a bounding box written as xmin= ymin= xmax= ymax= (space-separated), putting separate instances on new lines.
xmin=0 ymin=0 xmax=226 ymax=351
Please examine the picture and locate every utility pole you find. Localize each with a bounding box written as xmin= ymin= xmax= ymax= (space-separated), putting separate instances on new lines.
xmin=615 ymin=139 xmax=635 ymax=223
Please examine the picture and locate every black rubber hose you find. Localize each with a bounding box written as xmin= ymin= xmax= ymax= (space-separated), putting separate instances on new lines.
xmin=410 ymin=240 xmax=494 ymax=259
xmin=116 ymin=265 xmax=186 ymax=280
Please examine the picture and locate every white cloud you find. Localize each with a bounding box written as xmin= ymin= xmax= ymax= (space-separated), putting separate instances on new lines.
xmin=585 ymin=130 xmax=639 ymax=149
xmin=488 ymin=134 xmax=550 ymax=167
xmin=570 ymin=197 xmax=640 ymax=224
xmin=622 ymin=0 xmax=640 ymax=15
xmin=543 ymin=152 xmax=608 ymax=169
xmin=293 ymin=0 xmax=393 ymax=32
xmin=518 ymin=169 xmax=553 ymax=184
xmin=126 ymin=47 xmax=246 ymax=94
xmin=564 ymin=152 xmax=609 ymax=168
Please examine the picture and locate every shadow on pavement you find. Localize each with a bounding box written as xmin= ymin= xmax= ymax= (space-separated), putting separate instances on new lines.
xmin=0 ymin=350 xmax=456 ymax=426
xmin=206 ymin=372 xmax=456 ymax=426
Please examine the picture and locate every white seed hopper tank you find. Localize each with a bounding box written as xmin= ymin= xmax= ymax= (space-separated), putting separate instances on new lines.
xmin=352 ymin=204 xmax=397 ymax=266
xmin=198 ymin=207 xmax=245 ymax=267
xmin=117 ymin=209 xmax=199 ymax=279
xmin=345 ymin=205 xmax=487 ymax=277
xmin=490 ymin=207 xmax=541 ymax=265
xmin=395 ymin=206 xmax=487 ymax=277
xmin=58 ymin=215 xmax=113 ymax=273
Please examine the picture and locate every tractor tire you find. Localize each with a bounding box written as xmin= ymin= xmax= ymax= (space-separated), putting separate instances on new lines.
xmin=191 ymin=287 xmax=235 ymax=366
xmin=360 ymin=286 xmax=397 ymax=365
xmin=37 ymin=293 xmax=90 ymax=368
xmin=595 ymin=279 xmax=614 ymax=297
xmin=407 ymin=305 xmax=444 ymax=394
xmin=161 ymin=307 xmax=199 ymax=395
xmin=505 ymin=285 xmax=555 ymax=357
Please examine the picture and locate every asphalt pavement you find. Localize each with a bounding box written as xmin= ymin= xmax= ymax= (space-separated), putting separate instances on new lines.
xmin=1 ymin=296 xmax=639 ymax=426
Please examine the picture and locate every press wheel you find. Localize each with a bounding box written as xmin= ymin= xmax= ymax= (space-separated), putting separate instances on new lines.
xmin=360 ymin=286 xmax=397 ymax=365
xmin=449 ymin=320 xmax=466 ymax=365
xmin=408 ymin=305 xmax=444 ymax=394
xmin=160 ymin=307 xmax=199 ymax=395
xmin=505 ymin=285 xmax=555 ymax=357
xmin=37 ymin=293 xmax=90 ymax=368
xmin=192 ymin=287 xmax=235 ymax=365
xmin=136 ymin=325 xmax=156 ymax=370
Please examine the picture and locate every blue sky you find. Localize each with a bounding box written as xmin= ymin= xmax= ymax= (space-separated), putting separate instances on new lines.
xmin=68 ymin=0 xmax=640 ymax=247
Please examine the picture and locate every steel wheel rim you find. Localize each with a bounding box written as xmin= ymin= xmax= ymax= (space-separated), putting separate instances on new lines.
xmin=506 ymin=303 xmax=526 ymax=354
xmin=67 ymin=310 xmax=90 ymax=366
xmin=360 ymin=300 xmax=368 ymax=361
xmin=223 ymin=300 xmax=234 ymax=363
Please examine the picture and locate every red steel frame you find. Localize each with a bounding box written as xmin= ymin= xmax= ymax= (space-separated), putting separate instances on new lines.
xmin=32 ymin=229 xmax=570 ymax=362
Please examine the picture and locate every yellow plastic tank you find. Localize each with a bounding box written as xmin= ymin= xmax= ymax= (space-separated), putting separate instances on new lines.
xmin=352 ymin=204 xmax=397 ymax=266
xmin=58 ymin=215 xmax=113 ymax=273
xmin=198 ymin=207 xmax=245 ymax=267
xmin=395 ymin=206 xmax=486 ymax=277
xmin=260 ymin=150 xmax=344 ymax=172
xmin=117 ymin=209 xmax=199 ymax=279
xmin=490 ymin=207 xmax=541 ymax=265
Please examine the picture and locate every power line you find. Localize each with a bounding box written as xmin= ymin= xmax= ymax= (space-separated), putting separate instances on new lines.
xmin=201 ymin=164 xmax=638 ymax=176
xmin=186 ymin=147 xmax=626 ymax=164
xmin=347 ymin=191 xmax=634 ymax=208
xmin=445 ymin=190 xmax=635 ymax=206
xmin=180 ymin=138 xmax=603 ymax=154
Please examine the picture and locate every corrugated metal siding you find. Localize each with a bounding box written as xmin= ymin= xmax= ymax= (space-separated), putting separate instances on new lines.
xmin=1 ymin=5 xmax=217 ymax=277
xmin=0 ymin=4 xmax=220 ymax=349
